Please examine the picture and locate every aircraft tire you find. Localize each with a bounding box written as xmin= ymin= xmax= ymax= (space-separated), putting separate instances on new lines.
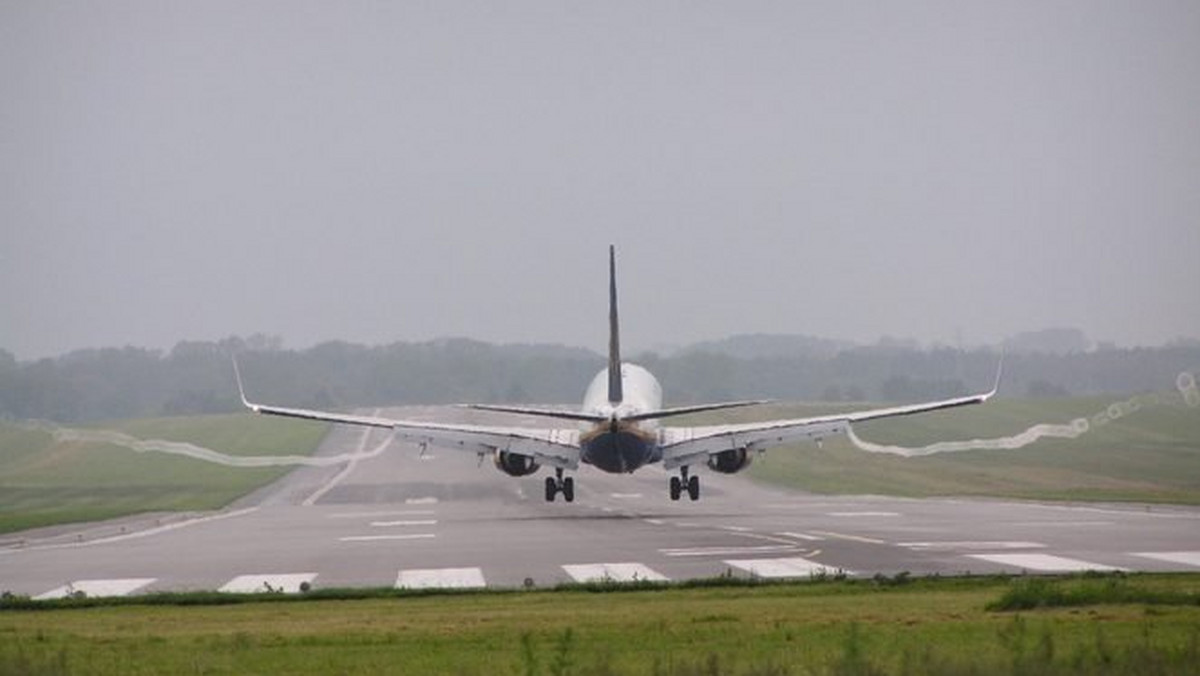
xmin=563 ymin=477 xmax=575 ymax=502
xmin=544 ymin=476 xmax=557 ymax=502
xmin=687 ymin=475 xmax=700 ymax=501
xmin=669 ymin=476 xmax=682 ymax=501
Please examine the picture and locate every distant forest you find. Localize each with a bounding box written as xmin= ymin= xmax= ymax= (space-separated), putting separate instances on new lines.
xmin=1 ymin=332 xmax=1198 ymax=423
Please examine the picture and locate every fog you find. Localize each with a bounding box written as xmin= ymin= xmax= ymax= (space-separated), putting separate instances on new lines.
xmin=3 ymin=2 xmax=1198 ymax=360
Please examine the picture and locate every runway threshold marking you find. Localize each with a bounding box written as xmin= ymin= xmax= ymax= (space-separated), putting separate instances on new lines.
xmin=220 ymin=573 xmax=317 ymax=594
xmin=35 ymin=578 xmax=156 ymax=600
xmin=965 ymin=553 xmax=1126 ymax=572
xmin=396 ymin=567 xmax=487 ymax=589
xmin=562 ymin=563 xmax=668 ymax=583
xmin=1131 ymin=551 xmax=1200 ymax=568
xmin=723 ymin=557 xmax=848 ymax=579
xmin=339 ymin=534 xmax=437 ymax=542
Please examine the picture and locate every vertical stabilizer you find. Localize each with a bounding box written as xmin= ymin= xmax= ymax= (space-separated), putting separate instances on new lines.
xmin=607 ymin=245 xmax=623 ymax=404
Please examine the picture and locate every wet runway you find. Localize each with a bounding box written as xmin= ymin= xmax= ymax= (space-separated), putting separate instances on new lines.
xmin=3 ymin=407 xmax=1199 ymax=597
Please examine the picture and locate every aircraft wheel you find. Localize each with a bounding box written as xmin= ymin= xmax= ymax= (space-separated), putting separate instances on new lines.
xmin=562 ymin=477 xmax=575 ymax=503
xmin=544 ymin=476 xmax=558 ymax=502
xmin=687 ymin=475 xmax=700 ymax=501
xmin=669 ymin=476 xmax=682 ymax=501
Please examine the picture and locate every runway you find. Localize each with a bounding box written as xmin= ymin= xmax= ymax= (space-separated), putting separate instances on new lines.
xmin=3 ymin=406 xmax=1199 ymax=598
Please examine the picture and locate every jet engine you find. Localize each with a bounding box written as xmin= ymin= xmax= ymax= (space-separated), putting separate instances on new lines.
xmin=706 ymin=447 xmax=752 ymax=474
xmin=493 ymin=450 xmax=541 ymax=477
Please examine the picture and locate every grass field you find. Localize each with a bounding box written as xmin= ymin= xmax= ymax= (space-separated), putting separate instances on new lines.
xmin=0 ymin=414 xmax=327 ymax=534
xmin=724 ymin=395 xmax=1200 ymax=504
xmin=1 ymin=574 xmax=1198 ymax=675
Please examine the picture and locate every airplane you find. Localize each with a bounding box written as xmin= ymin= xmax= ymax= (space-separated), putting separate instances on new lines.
xmin=234 ymin=246 xmax=999 ymax=503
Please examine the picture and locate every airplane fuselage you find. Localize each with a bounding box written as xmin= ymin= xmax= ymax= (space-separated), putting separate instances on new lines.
xmin=579 ymin=363 xmax=663 ymax=473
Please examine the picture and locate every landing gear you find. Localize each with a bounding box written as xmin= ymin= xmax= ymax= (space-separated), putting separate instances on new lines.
xmin=669 ymin=467 xmax=700 ymax=501
xmin=544 ymin=468 xmax=574 ymax=503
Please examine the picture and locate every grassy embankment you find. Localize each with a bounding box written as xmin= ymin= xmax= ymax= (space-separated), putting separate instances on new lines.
xmin=722 ymin=395 xmax=1200 ymax=504
xmin=0 ymin=414 xmax=327 ymax=534
xmin=1 ymin=574 xmax=1198 ymax=675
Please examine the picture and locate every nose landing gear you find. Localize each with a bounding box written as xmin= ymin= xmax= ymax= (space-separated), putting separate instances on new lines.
xmin=669 ymin=466 xmax=700 ymax=501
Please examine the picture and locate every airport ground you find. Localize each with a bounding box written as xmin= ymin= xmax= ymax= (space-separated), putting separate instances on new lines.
xmin=2 ymin=403 xmax=1199 ymax=673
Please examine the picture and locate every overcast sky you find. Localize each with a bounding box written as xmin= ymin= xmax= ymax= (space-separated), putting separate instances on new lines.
xmin=2 ymin=2 xmax=1198 ymax=360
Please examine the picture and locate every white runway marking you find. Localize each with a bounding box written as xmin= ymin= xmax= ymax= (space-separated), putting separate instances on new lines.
xmin=370 ymin=520 xmax=438 ymax=527
xmin=4 ymin=508 xmax=259 ymax=554
xmin=563 ymin=563 xmax=668 ymax=583
xmin=776 ymin=532 xmax=825 ymax=541
xmin=724 ymin=557 xmax=846 ymax=579
xmin=35 ymin=578 xmax=156 ymax=600
xmin=610 ymin=493 xmax=643 ymax=499
xmin=900 ymin=541 xmax=1044 ymax=551
xmin=827 ymin=511 xmax=900 ymax=517
xmin=396 ymin=567 xmax=487 ymax=589
xmin=339 ymin=534 xmax=437 ymax=542
xmin=808 ymin=530 xmax=886 ymax=544
xmin=720 ymin=525 xmax=753 ymax=532
xmin=405 ymin=497 xmax=439 ymax=505
xmin=660 ymin=545 xmax=801 ymax=558
xmin=966 ymin=553 xmax=1125 ymax=572
xmin=303 ymin=419 xmax=389 ymax=506
xmin=220 ymin=573 xmax=317 ymax=594
xmin=1132 ymin=552 xmax=1200 ymax=568
xmin=328 ymin=510 xmax=435 ymax=519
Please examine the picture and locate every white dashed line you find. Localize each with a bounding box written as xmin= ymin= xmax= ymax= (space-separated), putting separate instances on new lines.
xmin=220 ymin=573 xmax=317 ymax=594
xmin=724 ymin=557 xmax=847 ymax=579
xmin=808 ymin=530 xmax=886 ymax=544
xmin=899 ymin=541 xmax=1044 ymax=551
xmin=660 ymin=545 xmax=801 ymax=558
xmin=339 ymin=534 xmax=437 ymax=542
xmin=563 ymin=563 xmax=668 ymax=583
xmin=370 ymin=520 xmax=438 ymax=527
xmin=35 ymin=578 xmax=156 ymax=600
xmin=776 ymin=532 xmax=825 ymax=541
xmin=966 ymin=553 xmax=1125 ymax=572
xmin=827 ymin=511 xmax=900 ymax=517
xmin=405 ymin=497 xmax=439 ymax=505
xmin=396 ymin=567 xmax=487 ymax=589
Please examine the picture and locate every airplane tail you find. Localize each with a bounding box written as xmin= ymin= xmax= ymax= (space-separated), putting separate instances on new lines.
xmin=607 ymin=245 xmax=623 ymax=405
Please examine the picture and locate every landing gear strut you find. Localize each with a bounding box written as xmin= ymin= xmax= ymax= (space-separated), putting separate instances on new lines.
xmin=669 ymin=466 xmax=700 ymax=501
xmin=544 ymin=468 xmax=575 ymax=503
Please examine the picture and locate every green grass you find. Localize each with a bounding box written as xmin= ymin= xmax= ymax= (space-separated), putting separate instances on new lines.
xmin=1 ymin=574 xmax=1198 ymax=675
xmin=710 ymin=395 xmax=1200 ymax=504
xmin=0 ymin=414 xmax=327 ymax=534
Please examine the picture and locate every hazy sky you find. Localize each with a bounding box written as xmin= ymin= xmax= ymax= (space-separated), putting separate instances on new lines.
xmin=3 ymin=2 xmax=1198 ymax=360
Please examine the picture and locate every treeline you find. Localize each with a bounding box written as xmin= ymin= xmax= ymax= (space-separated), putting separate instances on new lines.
xmin=0 ymin=335 xmax=1197 ymax=423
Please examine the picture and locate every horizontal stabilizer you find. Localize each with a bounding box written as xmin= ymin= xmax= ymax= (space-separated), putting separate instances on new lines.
xmin=460 ymin=404 xmax=608 ymax=423
xmin=622 ymin=400 xmax=771 ymax=422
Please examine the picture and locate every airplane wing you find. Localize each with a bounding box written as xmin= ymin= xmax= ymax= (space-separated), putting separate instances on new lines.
xmin=660 ymin=387 xmax=997 ymax=470
xmin=233 ymin=361 xmax=581 ymax=469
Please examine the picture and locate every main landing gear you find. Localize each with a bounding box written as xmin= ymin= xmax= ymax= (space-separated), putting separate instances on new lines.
xmin=545 ymin=468 xmax=575 ymax=502
xmin=669 ymin=466 xmax=700 ymax=501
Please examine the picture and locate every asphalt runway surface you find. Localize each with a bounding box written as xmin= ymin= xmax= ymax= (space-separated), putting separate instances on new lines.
xmin=3 ymin=406 xmax=1199 ymax=598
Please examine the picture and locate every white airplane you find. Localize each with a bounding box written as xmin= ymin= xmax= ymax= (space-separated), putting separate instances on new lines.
xmin=235 ymin=246 xmax=999 ymax=503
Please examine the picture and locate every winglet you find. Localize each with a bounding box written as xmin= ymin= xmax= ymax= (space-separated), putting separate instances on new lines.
xmin=607 ymin=245 xmax=623 ymax=404
xmin=988 ymin=352 xmax=1005 ymax=399
xmin=231 ymin=356 xmax=259 ymax=412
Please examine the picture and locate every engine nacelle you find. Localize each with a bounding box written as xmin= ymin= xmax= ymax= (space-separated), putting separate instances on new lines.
xmin=493 ymin=450 xmax=541 ymax=477
xmin=706 ymin=447 xmax=752 ymax=474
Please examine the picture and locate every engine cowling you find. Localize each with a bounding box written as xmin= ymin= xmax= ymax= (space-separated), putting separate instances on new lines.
xmin=706 ymin=447 xmax=752 ymax=474
xmin=493 ymin=450 xmax=541 ymax=477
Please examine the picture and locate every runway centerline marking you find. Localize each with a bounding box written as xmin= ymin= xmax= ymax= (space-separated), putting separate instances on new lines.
xmin=405 ymin=497 xmax=439 ymax=505
xmin=776 ymin=532 xmax=825 ymax=541
xmin=397 ymin=567 xmax=486 ymax=589
xmin=1132 ymin=552 xmax=1200 ymax=568
xmin=370 ymin=520 xmax=438 ymax=527
xmin=563 ymin=563 xmax=668 ymax=583
xmin=807 ymin=530 xmax=887 ymax=545
xmin=966 ymin=553 xmax=1125 ymax=572
xmin=660 ymin=545 xmax=801 ymax=558
xmin=328 ymin=510 xmax=436 ymax=519
xmin=899 ymin=541 xmax=1044 ymax=551
xmin=339 ymin=534 xmax=437 ymax=542
xmin=35 ymin=578 xmax=156 ymax=600
xmin=220 ymin=573 xmax=317 ymax=594
xmin=827 ymin=511 xmax=901 ymax=517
